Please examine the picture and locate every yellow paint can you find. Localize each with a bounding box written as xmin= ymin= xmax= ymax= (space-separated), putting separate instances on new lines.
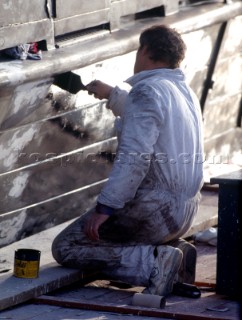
xmin=14 ymin=249 xmax=41 ymax=279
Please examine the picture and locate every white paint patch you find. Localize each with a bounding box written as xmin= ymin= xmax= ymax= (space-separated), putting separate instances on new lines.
xmin=2 ymin=0 xmax=12 ymax=10
xmin=9 ymin=172 xmax=29 ymax=198
xmin=182 ymin=30 xmax=212 ymax=81
xmin=0 ymin=210 xmax=27 ymax=246
xmin=12 ymin=80 xmax=50 ymax=115
xmin=0 ymin=125 xmax=38 ymax=170
xmin=0 ymin=61 xmax=26 ymax=85
xmin=231 ymin=152 xmax=242 ymax=165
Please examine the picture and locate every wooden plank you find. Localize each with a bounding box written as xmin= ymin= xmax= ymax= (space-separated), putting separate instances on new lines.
xmin=0 ymin=219 xmax=98 ymax=311
xmin=0 ymin=181 xmax=104 ymax=248
xmin=33 ymin=275 xmax=239 ymax=320
xmin=0 ymin=0 xmax=48 ymax=25
xmin=54 ymin=10 xmax=110 ymax=36
xmin=55 ymin=0 xmax=108 ymax=18
xmin=0 ymin=20 xmax=54 ymax=51
xmin=203 ymin=95 xmax=241 ymax=140
xmin=34 ymin=293 xmax=237 ymax=320
xmin=0 ymin=219 xmax=75 ymax=274
xmin=0 ymin=79 xmax=52 ymax=132
xmin=0 ymin=303 xmax=133 ymax=320
xmin=1 ymin=2 xmax=241 ymax=86
xmin=183 ymin=205 xmax=218 ymax=239
xmin=210 ymin=169 xmax=242 ymax=185
xmin=0 ymin=113 xmax=116 ymax=174
xmin=0 ymin=191 xmax=219 ymax=311
xmin=195 ymin=244 xmax=216 ymax=285
xmin=0 ymin=262 xmax=84 ymax=311
xmin=183 ymin=189 xmax=218 ymax=238
xmin=114 ymin=0 xmax=166 ymax=17
xmin=0 ymin=138 xmax=115 ymax=213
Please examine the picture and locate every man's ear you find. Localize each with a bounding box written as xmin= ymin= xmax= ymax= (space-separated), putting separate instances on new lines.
xmin=140 ymin=45 xmax=149 ymax=55
xmin=141 ymin=46 xmax=152 ymax=62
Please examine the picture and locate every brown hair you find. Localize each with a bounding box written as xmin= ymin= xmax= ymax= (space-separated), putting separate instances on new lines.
xmin=139 ymin=25 xmax=186 ymax=68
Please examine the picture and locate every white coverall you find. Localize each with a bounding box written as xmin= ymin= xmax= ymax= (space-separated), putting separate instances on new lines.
xmin=52 ymin=68 xmax=204 ymax=287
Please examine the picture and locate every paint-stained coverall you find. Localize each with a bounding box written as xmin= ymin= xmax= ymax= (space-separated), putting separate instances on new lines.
xmin=52 ymin=68 xmax=204 ymax=287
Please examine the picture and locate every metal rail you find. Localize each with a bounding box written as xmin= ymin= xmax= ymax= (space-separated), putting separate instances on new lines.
xmin=0 ymin=2 xmax=242 ymax=88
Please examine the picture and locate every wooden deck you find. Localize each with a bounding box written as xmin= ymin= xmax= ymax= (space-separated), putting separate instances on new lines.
xmin=0 ymin=188 xmax=240 ymax=319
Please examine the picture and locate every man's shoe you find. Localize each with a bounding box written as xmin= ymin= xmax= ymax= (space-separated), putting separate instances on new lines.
xmin=172 ymin=282 xmax=201 ymax=298
xmin=144 ymin=245 xmax=183 ymax=297
xmin=168 ymin=238 xmax=197 ymax=284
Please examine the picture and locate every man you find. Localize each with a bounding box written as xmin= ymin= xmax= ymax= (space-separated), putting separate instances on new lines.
xmin=52 ymin=25 xmax=204 ymax=297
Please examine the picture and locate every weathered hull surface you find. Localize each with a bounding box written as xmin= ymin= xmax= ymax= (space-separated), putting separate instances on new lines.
xmin=0 ymin=1 xmax=241 ymax=247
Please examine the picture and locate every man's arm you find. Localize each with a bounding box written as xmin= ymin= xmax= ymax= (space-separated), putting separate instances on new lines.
xmin=84 ymin=82 xmax=162 ymax=240
xmin=97 ymin=83 xmax=163 ymax=209
xmin=84 ymin=211 xmax=109 ymax=241
xmin=86 ymin=80 xmax=130 ymax=117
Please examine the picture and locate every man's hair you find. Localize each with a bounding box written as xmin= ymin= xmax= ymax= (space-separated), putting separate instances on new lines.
xmin=139 ymin=25 xmax=186 ymax=69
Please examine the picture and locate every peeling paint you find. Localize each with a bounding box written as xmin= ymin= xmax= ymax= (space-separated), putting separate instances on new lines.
xmin=13 ymin=81 xmax=50 ymax=115
xmin=182 ymin=29 xmax=213 ymax=81
xmin=0 ymin=61 xmax=26 ymax=86
xmin=9 ymin=172 xmax=29 ymax=198
xmin=0 ymin=125 xmax=38 ymax=170
xmin=2 ymin=0 xmax=12 ymax=10
xmin=0 ymin=209 xmax=27 ymax=245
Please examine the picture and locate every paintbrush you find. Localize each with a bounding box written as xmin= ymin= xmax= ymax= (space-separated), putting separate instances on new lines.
xmin=53 ymin=71 xmax=87 ymax=94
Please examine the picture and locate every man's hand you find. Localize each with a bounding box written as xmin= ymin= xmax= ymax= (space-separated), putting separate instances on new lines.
xmin=84 ymin=212 xmax=109 ymax=241
xmin=86 ymin=80 xmax=113 ymax=100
